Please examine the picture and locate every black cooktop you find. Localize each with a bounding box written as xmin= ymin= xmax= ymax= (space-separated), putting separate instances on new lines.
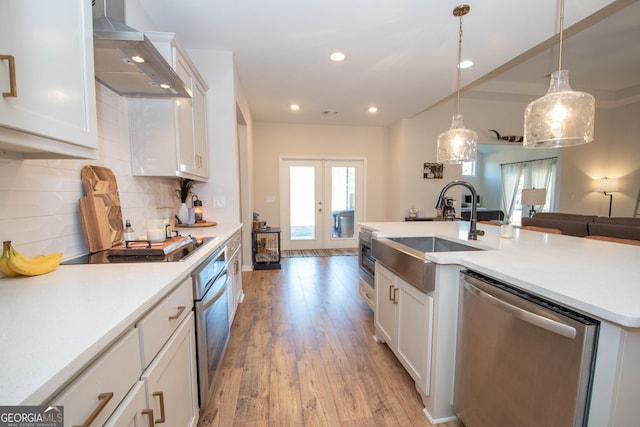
xmin=63 ymin=236 xmax=215 ymax=265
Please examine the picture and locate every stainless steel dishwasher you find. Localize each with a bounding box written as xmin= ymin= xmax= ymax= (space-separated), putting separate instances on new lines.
xmin=455 ymin=270 xmax=599 ymax=427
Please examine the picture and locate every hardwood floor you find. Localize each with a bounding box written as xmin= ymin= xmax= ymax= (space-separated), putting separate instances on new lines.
xmin=198 ymin=255 xmax=462 ymax=427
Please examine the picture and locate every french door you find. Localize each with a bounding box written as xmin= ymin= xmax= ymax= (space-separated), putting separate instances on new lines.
xmin=280 ymin=158 xmax=364 ymax=250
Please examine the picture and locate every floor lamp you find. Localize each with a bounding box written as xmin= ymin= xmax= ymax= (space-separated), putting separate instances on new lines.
xmin=594 ymin=178 xmax=619 ymax=217
xmin=522 ymin=188 xmax=547 ymax=218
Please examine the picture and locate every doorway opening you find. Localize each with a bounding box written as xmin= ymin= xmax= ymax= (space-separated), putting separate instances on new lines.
xmin=280 ymin=158 xmax=364 ymax=250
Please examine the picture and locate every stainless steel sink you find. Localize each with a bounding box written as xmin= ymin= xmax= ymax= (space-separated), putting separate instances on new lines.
xmin=371 ymin=236 xmax=483 ymax=292
xmin=387 ymin=236 xmax=482 ymax=253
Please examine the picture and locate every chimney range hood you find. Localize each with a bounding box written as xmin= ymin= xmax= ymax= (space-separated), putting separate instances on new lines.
xmin=92 ymin=0 xmax=191 ymax=98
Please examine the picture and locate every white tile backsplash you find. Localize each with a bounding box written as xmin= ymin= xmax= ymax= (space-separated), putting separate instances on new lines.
xmin=0 ymin=83 xmax=178 ymax=261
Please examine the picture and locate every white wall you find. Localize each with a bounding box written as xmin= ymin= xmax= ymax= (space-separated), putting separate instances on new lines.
xmin=186 ymin=50 xmax=241 ymax=225
xmin=558 ymin=101 xmax=640 ymax=217
xmin=252 ymin=123 xmax=389 ymax=226
xmin=0 ymin=84 xmax=176 ymax=260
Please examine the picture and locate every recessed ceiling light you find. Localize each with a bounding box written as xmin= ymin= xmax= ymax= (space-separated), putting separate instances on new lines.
xmin=131 ymin=55 xmax=145 ymax=63
xmin=459 ymin=60 xmax=474 ymax=69
xmin=368 ymin=106 xmax=378 ymax=113
xmin=290 ymin=104 xmax=300 ymax=111
xmin=329 ymin=52 xmax=346 ymax=62
xmin=160 ymin=83 xmax=171 ymax=89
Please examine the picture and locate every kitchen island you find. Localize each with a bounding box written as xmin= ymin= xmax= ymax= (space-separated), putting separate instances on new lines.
xmin=361 ymin=221 xmax=640 ymax=426
xmin=0 ymin=223 xmax=239 ymax=408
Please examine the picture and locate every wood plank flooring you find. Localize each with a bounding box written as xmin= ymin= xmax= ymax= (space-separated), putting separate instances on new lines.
xmin=198 ymin=255 xmax=462 ymax=427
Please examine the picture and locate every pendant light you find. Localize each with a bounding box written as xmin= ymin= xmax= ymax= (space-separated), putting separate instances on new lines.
xmin=523 ymin=0 xmax=595 ymax=148
xmin=437 ymin=4 xmax=478 ymax=164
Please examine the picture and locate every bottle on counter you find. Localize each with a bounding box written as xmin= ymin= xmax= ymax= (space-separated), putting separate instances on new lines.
xmin=124 ymin=220 xmax=135 ymax=241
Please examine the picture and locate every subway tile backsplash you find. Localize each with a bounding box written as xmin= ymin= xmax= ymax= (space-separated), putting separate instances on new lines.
xmin=0 ymin=84 xmax=177 ymax=261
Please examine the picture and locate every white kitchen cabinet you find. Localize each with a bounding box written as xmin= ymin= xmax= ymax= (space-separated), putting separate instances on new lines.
xmin=104 ymin=381 xmax=151 ymax=427
xmin=373 ymin=263 xmax=434 ymax=399
xmin=0 ymin=0 xmax=98 ymax=159
xmin=374 ymin=263 xmax=397 ymax=345
xmin=396 ymin=276 xmax=433 ymax=396
xmin=50 ymin=277 xmax=198 ymax=427
xmin=129 ymin=32 xmax=208 ymax=181
xmin=49 ymin=328 xmax=142 ymax=427
xmin=226 ymin=230 xmax=243 ymax=323
xmin=141 ymin=311 xmax=199 ymax=427
xmin=137 ymin=276 xmax=193 ymax=367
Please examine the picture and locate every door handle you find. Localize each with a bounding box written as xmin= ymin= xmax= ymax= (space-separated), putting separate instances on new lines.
xmin=142 ymin=409 xmax=155 ymax=427
xmin=0 ymin=55 xmax=17 ymax=97
xmin=168 ymin=305 xmax=186 ymax=320
xmin=73 ymin=392 xmax=113 ymax=427
xmin=153 ymin=391 xmax=166 ymax=424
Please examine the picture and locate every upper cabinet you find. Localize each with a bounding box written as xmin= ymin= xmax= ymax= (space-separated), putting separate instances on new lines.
xmin=0 ymin=0 xmax=98 ymax=159
xmin=129 ymin=33 xmax=209 ymax=182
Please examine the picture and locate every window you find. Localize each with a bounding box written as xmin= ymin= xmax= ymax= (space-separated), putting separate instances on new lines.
xmin=501 ymin=157 xmax=557 ymax=226
xmin=462 ymin=161 xmax=475 ymax=176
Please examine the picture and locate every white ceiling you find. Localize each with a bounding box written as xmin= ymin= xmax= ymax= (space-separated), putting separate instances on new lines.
xmin=134 ymin=0 xmax=640 ymax=127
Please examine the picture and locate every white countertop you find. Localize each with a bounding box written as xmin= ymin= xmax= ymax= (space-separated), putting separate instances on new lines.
xmin=0 ymin=222 xmax=240 ymax=405
xmin=361 ymin=221 xmax=640 ymax=328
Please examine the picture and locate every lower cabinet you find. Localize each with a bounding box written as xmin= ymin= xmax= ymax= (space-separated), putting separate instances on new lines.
xmin=50 ymin=328 xmax=142 ymax=427
xmin=104 ymin=381 xmax=149 ymax=427
xmin=141 ymin=311 xmax=198 ymax=427
xmin=374 ymin=264 xmax=397 ymax=345
xmin=396 ymin=277 xmax=433 ymax=396
xmin=226 ymin=230 xmax=243 ymax=324
xmin=49 ymin=279 xmax=199 ymax=427
xmin=374 ymin=263 xmax=434 ymax=398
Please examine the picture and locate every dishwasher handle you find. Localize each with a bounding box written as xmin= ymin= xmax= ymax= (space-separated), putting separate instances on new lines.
xmin=462 ymin=276 xmax=577 ymax=339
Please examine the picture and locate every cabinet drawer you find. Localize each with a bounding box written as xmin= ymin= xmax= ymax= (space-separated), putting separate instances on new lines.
xmin=226 ymin=231 xmax=241 ymax=256
xmin=104 ymin=381 xmax=148 ymax=427
xmin=359 ymin=278 xmax=375 ymax=310
xmin=137 ymin=278 xmax=193 ymax=368
xmin=50 ymin=328 xmax=141 ymax=427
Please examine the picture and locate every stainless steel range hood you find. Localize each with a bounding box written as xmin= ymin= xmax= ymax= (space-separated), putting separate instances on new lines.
xmin=92 ymin=0 xmax=191 ymax=98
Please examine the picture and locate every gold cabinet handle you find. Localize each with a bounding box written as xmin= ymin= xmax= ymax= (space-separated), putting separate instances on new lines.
xmin=234 ymin=260 xmax=239 ymax=274
xmin=73 ymin=392 xmax=113 ymax=427
xmin=388 ymin=285 xmax=394 ymax=301
xmin=392 ymin=288 xmax=398 ymax=304
xmin=153 ymin=391 xmax=166 ymax=424
xmin=142 ymin=409 xmax=155 ymax=427
xmin=0 ymin=55 xmax=17 ymax=97
xmin=168 ymin=306 xmax=186 ymax=320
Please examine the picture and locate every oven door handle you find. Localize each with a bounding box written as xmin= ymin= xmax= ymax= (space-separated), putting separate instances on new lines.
xmin=201 ymin=272 xmax=228 ymax=311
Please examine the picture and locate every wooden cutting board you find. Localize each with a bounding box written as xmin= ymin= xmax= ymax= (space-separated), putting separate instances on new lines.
xmin=78 ymin=166 xmax=124 ymax=253
xmin=108 ymin=236 xmax=192 ymax=257
xmin=79 ymin=194 xmax=113 ymax=253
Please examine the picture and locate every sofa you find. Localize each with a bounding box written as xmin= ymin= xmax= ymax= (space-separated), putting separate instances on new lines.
xmin=521 ymin=213 xmax=640 ymax=240
xmin=588 ymin=217 xmax=640 ymax=241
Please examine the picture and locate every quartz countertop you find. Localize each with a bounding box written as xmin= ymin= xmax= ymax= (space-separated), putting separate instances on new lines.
xmin=0 ymin=222 xmax=240 ymax=405
xmin=361 ymin=221 xmax=640 ymax=328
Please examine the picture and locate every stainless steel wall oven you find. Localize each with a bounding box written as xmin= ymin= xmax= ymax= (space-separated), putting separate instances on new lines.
xmin=358 ymin=229 xmax=376 ymax=309
xmin=191 ymin=246 xmax=230 ymax=411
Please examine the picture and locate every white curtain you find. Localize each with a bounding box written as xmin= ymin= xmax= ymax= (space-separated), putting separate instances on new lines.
xmin=529 ymin=158 xmax=555 ymax=194
xmin=500 ymin=162 xmax=524 ymax=223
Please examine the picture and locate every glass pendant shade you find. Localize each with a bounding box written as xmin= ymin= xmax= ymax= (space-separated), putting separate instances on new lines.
xmin=437 ymin=114 xmax=478 ymax=164
xmin=524 ymin=70 xmax=595 ymax=148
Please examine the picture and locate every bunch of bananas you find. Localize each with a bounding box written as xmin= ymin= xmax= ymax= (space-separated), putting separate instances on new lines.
xmin=1 ymin=241 xmax=62 ymax=277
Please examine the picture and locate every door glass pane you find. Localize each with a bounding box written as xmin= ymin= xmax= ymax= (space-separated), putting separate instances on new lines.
xmin=290 ymin=166 xmax=315 ymax=240
xmin=331 ymin=166 xmax=355 ymax=239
